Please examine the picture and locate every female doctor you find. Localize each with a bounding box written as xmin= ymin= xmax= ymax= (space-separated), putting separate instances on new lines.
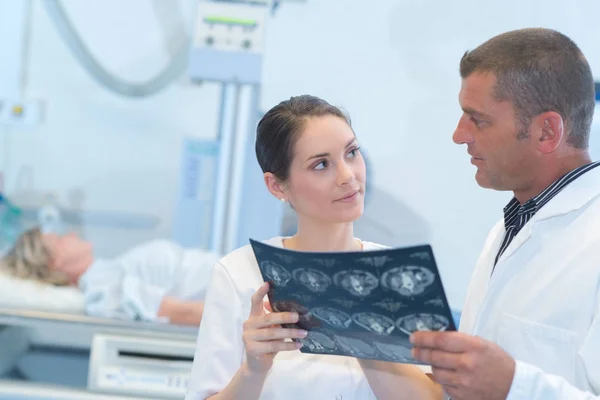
xmin=185 ymin=95 xmax=441 ymax=400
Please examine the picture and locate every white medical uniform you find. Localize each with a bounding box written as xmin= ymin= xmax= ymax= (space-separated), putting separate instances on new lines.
xmin=459 ymin=166 xmax=600 ymax=399
xmin=186 ymin=237 xmax=389 ymax=400
xmin=79 ymin=240 xmax=220 ymax=321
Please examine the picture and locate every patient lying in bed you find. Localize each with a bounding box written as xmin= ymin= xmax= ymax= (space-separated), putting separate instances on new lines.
xmin=0 ymin=228 xmax=220 ymax=326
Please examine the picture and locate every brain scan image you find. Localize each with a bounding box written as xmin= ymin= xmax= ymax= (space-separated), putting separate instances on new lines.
xmin=373 ymin=298 xmax=405 ymax=313
xmin=396 ymin=313 xmax=451 ymax=335
xmin=312 ymin=307 xmax=352 ymax=329
xmin=261 ymin=261 xmax=292 ymax=287
xmin=381 ymin=266 xmax=435 ymax=296
xmin=333 ymin=270 xmax=379 ymax=297
xmin=292 ymin=268 xmax=332 ymax=293
xmin=300 ymin=330 xmax=337 ymax=354
xmin=311 ymin=258 xmax=337 ymax=268
xmin=425 ymin=297 xmax=444 ymax=308
xmin=333 ymin=335 xmax=377 ymax=358
xmin=290 ymin=293 xmax=314 ymax=304
xmin=373 ymin=341 xmax=412 ymax=362
xmin=272 ymin=301 xmax=317 ymax=330
xmin=356 ymin=256 xmax=392 ymax=267
xmin=275 ymin=253 xmax=296 ymax=264
xmin=330 ymin=298 xmax=358 ymax=309
xmin=352 ymin=312 xmax=396 ymax=335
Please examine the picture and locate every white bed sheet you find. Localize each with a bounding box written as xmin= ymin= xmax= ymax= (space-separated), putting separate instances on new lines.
xmin=0 ymin=273 xmax=84 ymax=314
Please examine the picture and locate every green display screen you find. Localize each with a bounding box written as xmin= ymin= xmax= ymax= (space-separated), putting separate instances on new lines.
xmin=203 ymin=15 xmax=257 ymax=27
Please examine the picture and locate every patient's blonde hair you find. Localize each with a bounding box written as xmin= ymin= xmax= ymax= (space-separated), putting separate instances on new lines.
xmin=0 ymin=227 xmax=71 ymax=286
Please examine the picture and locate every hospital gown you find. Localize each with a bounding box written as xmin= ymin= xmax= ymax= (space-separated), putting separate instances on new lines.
xmin=78 ymin=240 xmax=219 ymax=322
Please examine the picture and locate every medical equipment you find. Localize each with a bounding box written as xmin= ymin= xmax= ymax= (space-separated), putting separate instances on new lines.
xmin=0 ymin=307 xmax=198 ymax=399
xmin=173 ymin=138 xmax=220 ymax=248
xmin=37 ymin=194 xmax=64 ymax=234
xmin=189 ymin=1 xmax=266 ymax=84
xmin=43 ymin=0 xmax=188 ymax=98
xmin=88 ymin=334 xmax=195 ymax=399
xmin=42 ymin=0 xmax=304 ymax=98
xmin=174 ymin=0 xmax=299 ymax=255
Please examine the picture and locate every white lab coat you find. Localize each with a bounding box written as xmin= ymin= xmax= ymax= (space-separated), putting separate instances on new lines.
xmin=186 ymin=237 xmax=389 ymax=400
xmin=459 ymin=166 xmax=600 ymax=399
xmin=79 ymin=240 xmax=219 ymax=322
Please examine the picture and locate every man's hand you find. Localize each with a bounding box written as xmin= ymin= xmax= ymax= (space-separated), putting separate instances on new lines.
xmin=411 ymin=331 xmax=516 ymax=400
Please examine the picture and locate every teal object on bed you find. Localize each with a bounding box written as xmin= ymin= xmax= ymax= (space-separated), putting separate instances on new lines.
xmin=0 ymin=194 xmax=23 ymax=255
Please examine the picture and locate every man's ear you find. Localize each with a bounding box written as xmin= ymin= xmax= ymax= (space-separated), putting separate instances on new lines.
xmin=534 ymin=111 xmax=564 ymax=154
xmin=264 ymin=172 xmax=287 ymax=201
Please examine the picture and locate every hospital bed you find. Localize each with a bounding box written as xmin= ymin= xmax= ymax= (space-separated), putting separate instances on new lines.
xmin=0 ymin=307 xmax=199 ymax=399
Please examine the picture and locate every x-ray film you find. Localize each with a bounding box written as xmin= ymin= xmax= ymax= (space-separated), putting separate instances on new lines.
xmin=250 ymin=239 xmax=456 ymax=364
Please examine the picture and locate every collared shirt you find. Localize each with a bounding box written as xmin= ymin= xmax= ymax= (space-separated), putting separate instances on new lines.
xmin=494 ymin=161 xmax=600 ymax=268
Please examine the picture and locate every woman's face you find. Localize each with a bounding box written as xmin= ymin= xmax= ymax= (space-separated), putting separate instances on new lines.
xmin=282 ymin=115 xmax=366 ymax=225
xmin=42 ymin=232 xmax=93 ymax=282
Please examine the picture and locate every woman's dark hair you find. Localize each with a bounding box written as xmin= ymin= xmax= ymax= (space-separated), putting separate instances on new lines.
xmin=255 ymin=95 xmax=351 ymax=181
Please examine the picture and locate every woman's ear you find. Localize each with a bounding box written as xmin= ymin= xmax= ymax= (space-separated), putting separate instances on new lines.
xmin=264 ymin=172 xmax=287 ymax=202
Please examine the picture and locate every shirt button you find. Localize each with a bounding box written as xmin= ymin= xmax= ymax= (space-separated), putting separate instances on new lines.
xmin=335 ymin=395 xmax=342 ymax=400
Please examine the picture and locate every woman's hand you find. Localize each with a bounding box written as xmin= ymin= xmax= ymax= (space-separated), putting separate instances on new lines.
xmin=242 ymin=282 xmax=307 ymax=373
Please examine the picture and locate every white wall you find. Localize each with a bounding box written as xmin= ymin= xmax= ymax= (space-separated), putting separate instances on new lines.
xmin=2 ymin=0 xmax=600 ymax=308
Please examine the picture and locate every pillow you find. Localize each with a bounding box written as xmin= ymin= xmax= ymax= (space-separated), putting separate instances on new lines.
xmin=0 ymin=272 xmax=85 ymax=314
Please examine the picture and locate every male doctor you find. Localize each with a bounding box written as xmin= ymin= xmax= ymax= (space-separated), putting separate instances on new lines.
xmin=410 ymin=28 xmax=600 ymax=399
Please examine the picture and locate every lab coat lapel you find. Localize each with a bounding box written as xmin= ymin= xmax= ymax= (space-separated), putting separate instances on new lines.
xmin=493 ymin=222 xmax=533 ymax=267
xmin=460 ymin=221 xmax=505 ymax=334
xmin=468 ymin=218 xmax=536 ymax=335
xmin=469 ymin=224 xmax=531 ymax=336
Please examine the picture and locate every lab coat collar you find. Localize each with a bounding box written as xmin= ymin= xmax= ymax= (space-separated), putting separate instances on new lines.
xmin=533 ymin=164 xmax=600 ymax=221
xmin=494 ymin=163 xmax=600 ymax=267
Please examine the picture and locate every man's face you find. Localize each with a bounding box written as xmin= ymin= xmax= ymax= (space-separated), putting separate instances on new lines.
xmin=452 ymin=72 xmax=539 ymax=192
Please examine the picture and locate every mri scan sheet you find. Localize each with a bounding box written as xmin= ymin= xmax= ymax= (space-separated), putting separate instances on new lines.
xmin=250 ymin=239 xmax=456 ymax=364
